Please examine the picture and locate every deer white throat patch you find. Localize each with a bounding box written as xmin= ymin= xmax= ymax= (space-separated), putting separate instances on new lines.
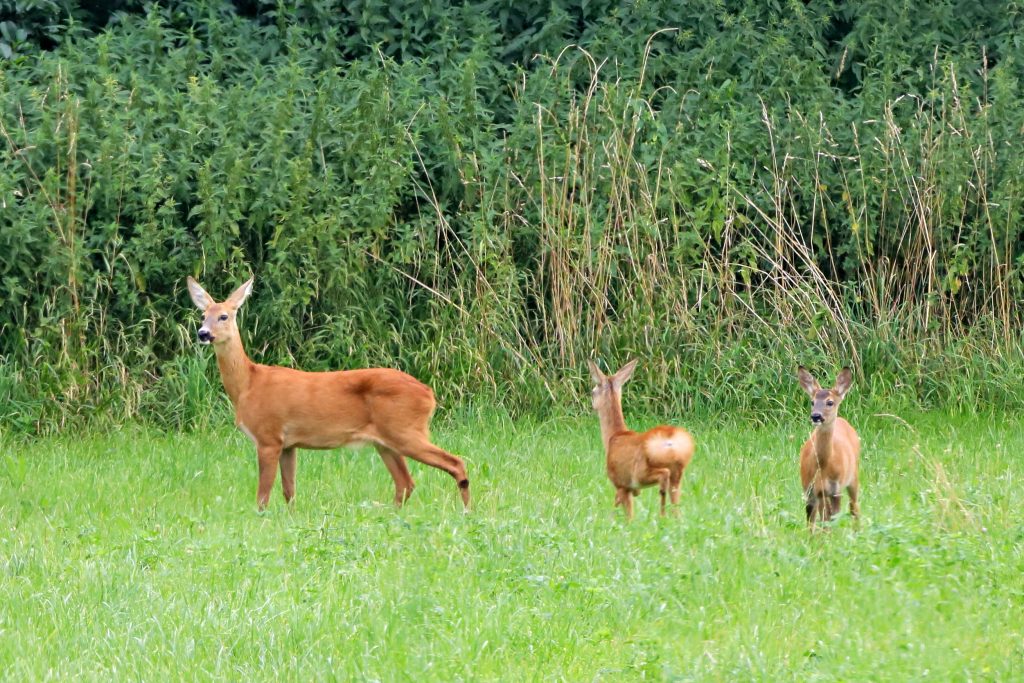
xmin=237 ymin=422 xmax=257 ymax=445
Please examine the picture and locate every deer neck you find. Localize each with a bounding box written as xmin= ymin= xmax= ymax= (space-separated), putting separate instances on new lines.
xmin=597 ymin=394 xmax=629 ymax=450
xmin=213 ymin=335 xmax=253 ymax=406
xmin=810 ymin=422 xmax=837 ymax=467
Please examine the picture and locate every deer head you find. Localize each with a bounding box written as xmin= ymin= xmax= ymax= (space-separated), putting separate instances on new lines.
xmin=187 ymin=276 xmax=253 ymax=346
xmin=797 ymin=366 xmax=853 ymax=427
xmin=588 ymin=359 xmax=638 ymax=414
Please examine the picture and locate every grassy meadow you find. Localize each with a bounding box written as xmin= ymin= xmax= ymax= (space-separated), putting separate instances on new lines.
xmin=2 ymin=409 xmax=1022 ymax=680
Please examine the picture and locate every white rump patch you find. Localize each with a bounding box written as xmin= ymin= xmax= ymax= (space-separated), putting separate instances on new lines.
xmin=653 ymin=438 xmax=677 ymax=453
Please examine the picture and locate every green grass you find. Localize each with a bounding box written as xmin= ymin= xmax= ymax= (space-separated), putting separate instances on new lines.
xmin=1 ymin=410 xmax=1023 ymax=681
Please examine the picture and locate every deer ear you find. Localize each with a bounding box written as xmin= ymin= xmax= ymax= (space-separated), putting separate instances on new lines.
xmin=611 ymin=359 xmax=638 ymax=390
xmin=187 ymin=276 xmax=213 ymax=311
xmin=227 ymin=277 xmax=254 ymax=308
xmin=834 ymin=367 xmax=854 ymax=397
xmin=797 ymin=366 xmax=820 ymax=398
xmin=587 ymin=359 xmax=605 ymax=385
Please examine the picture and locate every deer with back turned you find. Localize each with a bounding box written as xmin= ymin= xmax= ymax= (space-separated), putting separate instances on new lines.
xmin=796 ymin=366 xmax=860 ymax=526
xmin=588 ymin=359 xmax=695 ymax=519
xmin=186 ymin=275 xmax=471 ymax=511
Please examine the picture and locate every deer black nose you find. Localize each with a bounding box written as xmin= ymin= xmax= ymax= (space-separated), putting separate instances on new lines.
xmin=197 ymin=329 xmax=214 ymax=343
xmin=810 ymin=413 xmax=823 ymax=424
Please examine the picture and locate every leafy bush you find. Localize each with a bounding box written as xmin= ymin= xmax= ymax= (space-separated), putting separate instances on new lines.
xmin=1 ymin=1 xmax=1023 ymax=434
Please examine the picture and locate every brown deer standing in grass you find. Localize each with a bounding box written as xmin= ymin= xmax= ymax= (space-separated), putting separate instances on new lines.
xmin=588 ymin=359 xmax=695 ymax=519
xmin=797 ymin=366 xmax=860 ymax=526
xmin=186 ymin=276 xmax=470 ymax=511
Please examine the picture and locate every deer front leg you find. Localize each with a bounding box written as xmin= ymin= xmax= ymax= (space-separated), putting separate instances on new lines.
xmin=621 ymin=490 xmax=635 ymax=520
xmin=827 ymin=494 xmax=842 ymax=521
xmin=279 ymin=447 xmax=297 ymax=505
xmin=847 ymin=480 xmax=860 ymax=520
xmin=805 ymin=485 xmax=822 ymax=528
xmin=824 ymin=479 xmax=842 ymax=521
xmin=256 ymin=444 xmax=282 ymax=510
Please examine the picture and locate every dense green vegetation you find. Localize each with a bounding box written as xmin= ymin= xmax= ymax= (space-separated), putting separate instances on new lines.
xmin=2 ymin=1 xmax=1023 ymax=433
xmin=2 ymin=413 xmax=1022 ymax=678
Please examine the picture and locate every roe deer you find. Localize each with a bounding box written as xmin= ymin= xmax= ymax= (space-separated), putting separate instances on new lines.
xmin=588 ymin=359 xmax=695 ymax=519
xmin=796 ymin=366 xmax=860 ymax=526
xmin=186 ymin=276 xmax=470 ymax=511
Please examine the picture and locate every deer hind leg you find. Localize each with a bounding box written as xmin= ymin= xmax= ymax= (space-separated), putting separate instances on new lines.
xmin=386 ymin=435 xmax=470 ymax=509
xmin=375 ymin=445 xmax=415 ymax=507
xmin=658 ymin=470 xmax=669 ymax=516
xmin=642 ymin=468 xmax=672 ymax=516
xmin=256 ymin=443 xmax=282 ymax=510
xmin=669 ymin=465 xmax=685 ymax=509
xmin=279 ymin=447 xmax=297 ymax=505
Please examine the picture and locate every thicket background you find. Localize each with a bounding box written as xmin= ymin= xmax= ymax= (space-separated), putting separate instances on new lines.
xmin=1 ymin=0 xmax=1022 ymax=434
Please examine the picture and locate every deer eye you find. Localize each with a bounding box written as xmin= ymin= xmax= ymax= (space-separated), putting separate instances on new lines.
xmin=826 ymin=400 xmax=834 ymax=407
xmin=218 ymin=314 xmax=229 ymax=321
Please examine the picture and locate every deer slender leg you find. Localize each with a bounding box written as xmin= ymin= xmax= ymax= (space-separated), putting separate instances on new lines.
xmin=376 ymin=445 xmax=415 ymax=506
xmin=669 ymin=465 xmax=684 ymax=507
xmin=386 ymin=436 xmax=470 ymax=508
xmin=256 ymin=444 xmax=282 ymax=510
xmin=847 ymin=480 xmax=860 ymax=519
xmin=614 ymin=488 xmax=627 ymax=508
xmin=622 ymin=491 xmax=635 ymax=520
xmin=279 ymin=447 xmax=297 ymax=504
xmin=642 ymin=468 xmax=671 ymax=516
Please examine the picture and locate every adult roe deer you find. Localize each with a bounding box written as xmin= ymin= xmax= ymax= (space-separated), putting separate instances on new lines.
xmin=796 ymin=366 xmax=860 ymax=526
xmin=186 ymin=276 xmax=470 ymax=510
xmin=588 ymin=359 xmax=695 ymax=519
